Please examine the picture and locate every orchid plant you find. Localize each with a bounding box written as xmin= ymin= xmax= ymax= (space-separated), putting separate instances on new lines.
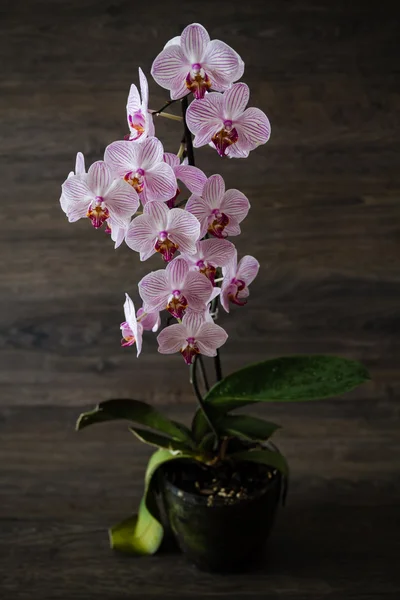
xmin=61 ymin=23 xmax=370 ymax=556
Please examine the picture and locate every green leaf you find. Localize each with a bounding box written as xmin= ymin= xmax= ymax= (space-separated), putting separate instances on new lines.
xmin=229 ymin=449 xmax=289 ymax=477
xmin=205 ymin=356 xmax=370 ymax=408
xmin=109 ymin=498 xmax=163 ymax=556
xmin=110 ymin=448 xmax=197 ymax=556
xmin=76 ymin=398 xmax=193 ymax=445
xmin=192 ymin=355 xmax=370 ymax=440
xmin=219 ymin=415 xmax=281 ymax=441
xmin=129 ymin=427 xmax=195 ymax=453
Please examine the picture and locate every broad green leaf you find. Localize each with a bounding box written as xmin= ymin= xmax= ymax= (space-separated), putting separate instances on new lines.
xmin=110 ymin=448 xmax=197 ymax=556
xmin=110 ymin=498 xmax=163 ymax=555
xmin=219 ymin=415 xmax=281 ymax=441
xmin=76 ymin=398 xmax=193 ymax=445
xmin=229 ymin=449 xmax=289 ymax=477
xmin=129 ymin=427 xmax=195 ymax=453
xmin=205 ymin=356 xmax=370 ymax=408
xmin=192 ymin=355 xmax=370 ymax=440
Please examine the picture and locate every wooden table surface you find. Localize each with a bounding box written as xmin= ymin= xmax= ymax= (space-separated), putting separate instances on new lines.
xmin=1 ymin=0 xmax=400 ymax=598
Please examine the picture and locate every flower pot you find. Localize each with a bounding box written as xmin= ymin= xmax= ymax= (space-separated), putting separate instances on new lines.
xmin=159 ymin=458 xmax=283 ymax=572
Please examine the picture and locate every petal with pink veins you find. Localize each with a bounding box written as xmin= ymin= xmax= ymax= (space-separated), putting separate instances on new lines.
xmin=144 ymin=200 xmax=169 ymax=230
xmin=200 ymin=238 xmax=236 ymax=267
xmin=185 ymin=195 xmax=212 ymax=238
xmin=203 ymin=174 xmax=225 ymax=206
xmin=235 ymin=107 xmax=271 ymax=148
xmin=183 ymin=271 xmax=213 ymax=311
xmin=142 ymin=162 xmax=177 ymax=203
xmin=186 ymin=93 xmax=223 ymax=135
xmin=223 ymin=83 xmax=250 ymax=120
xmin=196 ymin=322 xmax=228 ymax=356
xmin=174 ymin=164 xmax=207 ymax=195
xmin=75 ymin=152 xmax=86 ymax=175
xmin=139 ymin=270 xmax=169 ymax=312
xmin=163 ymin=152 xmax=180 ymax=168
xmin=105 ymin=141 xmax=139 ymax=177
xmin=125 ymin=214 xmax=157 ymax=259
xmin=168 ymin=209 xmax=200 ymax=254
xmin=157 ymin=323 xmax=186 ymax=354
xmin=220 ymin=189 xmax=250 ymax=221
xmin=151 ymin=44 xmax=188 ymax=89
xmin=104 ymin=179 xmax=139 ymax=226
xmin=167 ymin=257 xmax=190 ymax=288
xmin=138 ymin=137 xmax=164 ymax=170
xmin=62 ymin=175 xmax=91 ymax=204
xmin=203 ymin=40 xmax=244 ymax=85
xmin=180 ymin=23 xmax=210 ymax=63
xmin=236 ymin=255 xmax=260 ymax=285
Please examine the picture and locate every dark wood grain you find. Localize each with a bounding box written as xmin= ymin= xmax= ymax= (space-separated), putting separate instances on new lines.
xmin=1 ymin=0 xmax=400 ymax=597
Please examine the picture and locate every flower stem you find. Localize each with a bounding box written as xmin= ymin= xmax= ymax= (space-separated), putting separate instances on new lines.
xmin=190 ymin=355 xmax=218 ymax=440
xmin=181 ymin=96 xmax=196 ymax=166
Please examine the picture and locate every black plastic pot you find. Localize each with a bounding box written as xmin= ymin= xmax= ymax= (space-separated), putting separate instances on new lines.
xmin=159 ymin=461 xmax=283 ymax=572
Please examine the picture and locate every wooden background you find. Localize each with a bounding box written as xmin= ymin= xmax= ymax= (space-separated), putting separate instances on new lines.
xmin=1 ymin=0 xmax=400 ymax=598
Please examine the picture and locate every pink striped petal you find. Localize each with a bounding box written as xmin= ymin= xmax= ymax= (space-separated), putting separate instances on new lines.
xmin=224 ymin=219 xmax=242 ymax=236
xmin=182 ymin=310 xmax=207 ymax=337
xmin=139 ymin=269 xmax=169 ymax=311
xmin=196 ymin=322 xmax=228 ymax=356
xmin=105 ymin=141 xmax=139 ymax=176
xmin=143 ymin=163 xmax=177 ymax=203
xmin=208 ymin=287 xmax=221 ymax=302
xmin=186 ymin=93 xmax=224 ymax=135
xmin=144 ymin=200 xmax=169 ymax=230
xmin=220 ymin=189 xmax=250 ymax=221
xmin=226 ymin=144 xmax=250 ymax=158
xmin=127 ymin=83 xmax=141 ymax=114
xmin=125 ymin=214 xmax=156 ymax=259
xmin=183 ymin=271 xmax=213 ymax=310
xmin=157 ymin=323 xmax=186 ymax=354
xmin=139 ymin=67 xmax=149 ymax=107
xmin=67 ymin=200 xmax=90 ymax=223
xmin=62 ymin=175 xmax=91 ymax=203
xmin=87 ymin=161 xmax=113 ymax=196
xmin=163 ymin=152 xmax=180 ymax=168
xmin=138 ymin=137 xmax=164 ymax=170
xmin=185 ymin=196 xmax=211 ymax=238
xmin=235 ymin=107 xmax=271 ymax=149
xmin=200 ymin=238 xmax=236 ymax=267
xmin=203 ymin=174 xmax=225 ymax=205
xmin=174 ymin=165 xmax=207 ymax=195
xmin=151 ymin=44 xmax=188 ymax=88
xmin=168 ymin=209 xmax=200 ymax=253
xmin=137 ymin=307 xmax=160 ymax=332
xmin=164 ymin=36 xmax=181 ymax=49
xmin=109 ymin=221 xmax=127 ymax=249
xmin=236 ymin=255 xmax=260 ymax=285
xmin=203 ymin=40 xmax=243 ymax=82
xmin=166 ymin=257 xmax=189 ymax=288
xmin=223 ymin=83 xmax=250 ymax=120
xmin=220 ymin=282 xmax=236 ymax=313
xmin=181 ymin=23 xmax=210 ymax=63
xmin=104 ymin=179 xmax=139 ymax=226
xmin=192 ymin=124 xmax=221 ymax=148
xmin=75 ymin=152 xmax=86 ymax=175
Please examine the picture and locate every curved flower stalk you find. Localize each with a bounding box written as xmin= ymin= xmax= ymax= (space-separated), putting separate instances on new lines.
xmin=126 ymin=68 xmax=155 ymax=142
xmin=157 ymin=310 xmax=228 ymax=364
xmin=105 ymin=137 xmax=176 ymax=205
xmin=186 ymin=83 xmax=271 ymax=157
xmin=163 ymin=153 xmax=207 ymax=208
xmin=220 ymin=252 xmax=260 ymax=312
xmin=151 ymin=23 xmax=244 ymax=100
xmin=60 ymin=152 xmax=86 ymax=213
xmin=181 ymin=238 xmax=236 ymax=285
xmin=186 ymin=174 xmax=250 ymax=238
xmin=120 ymin=294 xmax=160 ymax=356
xmin=62 ymin=161 xmax=139 ymax=230
xmin=125 ymin=200 xmax=200 ymax=262
xmin=139 ymin=257 xmax=216 ymax=319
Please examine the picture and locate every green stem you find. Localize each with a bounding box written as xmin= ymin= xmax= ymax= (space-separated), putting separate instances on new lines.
xmin=198 ymin=355 xmax=210 ymax=392
xmin=190 ymin=356 xmax=218 ymax=440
